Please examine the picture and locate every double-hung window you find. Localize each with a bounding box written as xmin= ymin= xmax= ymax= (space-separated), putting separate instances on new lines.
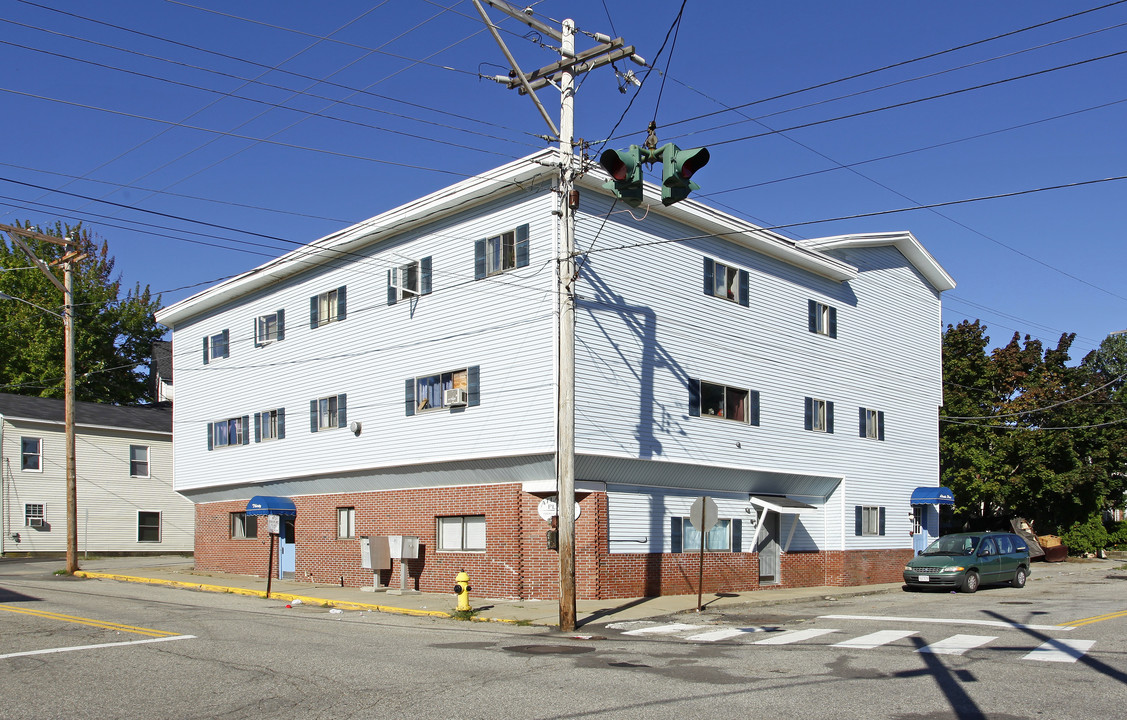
xmin=474 ymin=224 xmax=530 ymax=279
xmin=859 ymin=407 xmax=885 ymax=441
xmin=804 ymin=397 xmax=834 ymax=433
xmin=129 ymin=445 xmax=149 ymax=477
xmin=808 ymin=300 xmax=837 ymax=338
xmin=21 ymin=437 xmax=41 ymax=471
xmin=310 ymin=394 xmax=347 ymax=432
xmin=387 ymin=257 xmax=432 ymax=305
xmin=310 ymin=286 xmax=347 ymax=328
xmin=203 ymin=330 xmax=230 ymax=364
xmin=255 ymin=310 xmax=285 ymax=346
xmin=437 ymin=515 xmax=486 ymax=551
xmin=138 ymin=511 xmax=161 ymax=543
xmin=406 ymin=367 xmax=480 ymax=415
xmin=689 ymin=379 xmax=760 ymax=425
xmin=671 ymin=516 xmax=742 ymax=553
xmin=702 ymin=257 xmax=749 ymax=306
xmin=256 ymin=408 xmax=285 ymax=442
xmin=338 ymin=507 xmax=355 ymax=539
xmin=208 ymin=416 xmax=248 ymax=449
xmin=230 ymin=512 xmax=258 ymax=539
xmin=855 ymin=505 xmax=885 ymax=536
xmin=25 ymin=503 xmax=45 ymax=528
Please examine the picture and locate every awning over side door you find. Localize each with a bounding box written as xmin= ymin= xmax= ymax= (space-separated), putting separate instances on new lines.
xmin=749 ymin=495 xmax=819 ymax=553
xmin=910 ymin=486 xmax=954 ymax=505
xmin=245 ymin=496 xmax=296 ymax=516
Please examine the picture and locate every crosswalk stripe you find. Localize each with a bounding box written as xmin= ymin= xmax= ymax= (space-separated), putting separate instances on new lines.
xmin=753 ymin=628 xmax=839 ymax=645
xmin=918 ymin=634 xmax=996 ymax=655
xmin=1022 ymin=639 xmax=1096 ymax=663
xmin=685 ymin=628 xmax=748 ymax=642
xmin=832 ymin=630 xmax=918 ymax=649
xmin=622 ymin=623 xmax=703 ymax=636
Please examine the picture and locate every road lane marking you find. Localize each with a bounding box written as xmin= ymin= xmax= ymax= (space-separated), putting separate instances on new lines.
xmin=684 ymin=628 xmax=748 ymax=642
xmin=832 ymin=630 xmax=918 ymax=649
xmin=1063 ymin=610 xmax=1127 ymax=628
xmin=622 ymin=623 xmax=703 ymax=636
xmin=753 ymin=628 xmax=839 ymax=645
xmin=820 ymin=614 xmax=1073 ymax=631
xmin=0 ymin=606 xmax=181 ymax=638
xmin=918 ymin=634 xmax=996 ymax=655
xmin=1022 ymin=639 xmax=1096 ymax=663
xmin=0 ymin=635 xmax=196 ymax=660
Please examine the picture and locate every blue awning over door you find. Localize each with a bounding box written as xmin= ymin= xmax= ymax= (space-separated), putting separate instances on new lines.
xmin=245 ymin=496 xmax=296 ymax=516
xmin=910 ymin=486 xmax=954 ymax=505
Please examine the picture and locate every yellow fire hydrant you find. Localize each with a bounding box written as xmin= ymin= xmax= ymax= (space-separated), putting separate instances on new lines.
xmin=454 ymin=570 xmax=472 ymax=612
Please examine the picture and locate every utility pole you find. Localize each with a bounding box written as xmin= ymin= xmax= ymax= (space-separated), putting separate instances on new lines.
xmin=0 ymin=223 xmax=82 ymax=572
xmin=474 ymin=1 xmax=645 ymax=631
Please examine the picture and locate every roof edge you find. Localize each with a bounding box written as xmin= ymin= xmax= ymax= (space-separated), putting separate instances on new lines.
xmin=796 ymin=231 xmax=956 ymax=292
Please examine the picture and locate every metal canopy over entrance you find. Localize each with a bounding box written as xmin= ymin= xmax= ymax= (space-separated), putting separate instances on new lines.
xmin=749 ymin=495 xmax=818 ymax=558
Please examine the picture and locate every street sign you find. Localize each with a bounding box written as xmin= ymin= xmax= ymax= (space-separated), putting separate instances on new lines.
xmin=689 ymin=496 xmax=718 ymax=533
xmin=267 ymin=514 xmax=280 ymax=535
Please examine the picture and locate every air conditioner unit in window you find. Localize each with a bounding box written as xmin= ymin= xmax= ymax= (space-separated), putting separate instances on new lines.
xmin=29 ymin=517 xmax=44 ymax=528
xmin=444 ymin=388 xmax=468 ymax=407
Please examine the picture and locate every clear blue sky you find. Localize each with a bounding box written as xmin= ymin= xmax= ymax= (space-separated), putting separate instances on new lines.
xmin=2 ymin=1 xmax=1125 ymax=359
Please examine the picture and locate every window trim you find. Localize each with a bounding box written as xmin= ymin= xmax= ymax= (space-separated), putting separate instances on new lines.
xmin=21 ymin=437 xmax=42 ymax=472
xmin=310 ymin=394 xmax=346 ymax=432
xmin=310 ymin=286 xmax=347 ymax=329
xmin=690 ymin=379 xmax=760 ymax=425
xmin=859 ymin=407 xmax=885 ymax=441
xmin=670 ymin=516 xmax=743 ymax=553
xmin=208 ymin=416 xmax=249 ymax=450
xmin=255 ymin=407 xmax=286 ymax=442
xmin=474 ymin=224 xmax=530 ymax=280
xmin=255 ymin=309 xmax=285 ymax=346
xmin=702 ymin=257 xmax=749 ymax=306
xmin=337 ymin=507 xmax=355 ymax=540
xmin=388 ymin=257 xmax=432 ymax=305
xmin=436 ymin=515 xmax=486 ymax=552
xmin=129 ymin=444 xmax=150 ymax=478
xmin=855 ymin=505 xmax=886 ymax=536
xmin=405 ymin=367 xmax=480 ymax=415
xmin=804 ymin=397 xmax=834 ymax=433
xmin=203 ymin=329 xmax=230 ymax=364
xmin=808 ymin=300 xmax=838 ymax=338
xmin=137 ymin=511 xmax=162 ymax=543
xmin=24 ymin=503 xmax=46 ymax=528
xmin=230 ymin=511 xmax=258 ymax=539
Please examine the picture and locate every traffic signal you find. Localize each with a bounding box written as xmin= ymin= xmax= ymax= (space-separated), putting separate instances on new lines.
xmin=598 ymin=145 xmax=645 ymax=207
xmin=658 ymin=143 xmax=710 ymax=206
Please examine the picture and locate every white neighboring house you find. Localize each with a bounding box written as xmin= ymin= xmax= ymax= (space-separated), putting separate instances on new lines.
xmin=0 ymin=393 xmax=192 ymax=555
xmin=155 ymin=149 xmax=954 ymax=599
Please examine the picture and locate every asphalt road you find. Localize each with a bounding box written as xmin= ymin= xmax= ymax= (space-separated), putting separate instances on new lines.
xmin=2 ymin=557 xmax=1125 ymax=719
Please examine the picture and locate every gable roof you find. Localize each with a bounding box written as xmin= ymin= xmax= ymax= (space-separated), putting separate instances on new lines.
xmin=796 ymin=232 xmax=956 ymax=292
xmin=0 ymin=393 xmax=171 ymax=434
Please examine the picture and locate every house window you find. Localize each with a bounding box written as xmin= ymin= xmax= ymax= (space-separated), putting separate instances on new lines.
xmin=859 ymin=407 xmax=885 ymax=441
xmin=337 ymin=507 xmax=355 ymax=539
xmin=255 ymin=310 xmax=285 ymax=346
xmin=138 ymin=511 xmax=161 ymax=543
xmin=21 ymin=437 xmax=41 ymax=471
xmin=808 ymin=300 xmax=837 ymax=338
xmin=416 ymin=369 xmax=468 ymax=412
xmin=203 ymin=329 xmax=230 ymax=363
xmin=474 ymin=224 xmax=529 ymax=279
xmin=702 ymin=257 xmax=749 ymax=306
xmin=230 ymin=512 xmax=258 ymax=539
xmin=312 ymin=394 xmax=346 ymax=431
xmin=256 ymin=408 xmax=285 ymax=442
xmin=310 ymin=286 xmax=347 ymax=328
xmin=804 ymin=397 xmax=834 ymax=433
xmin=670 ymin=516 xmax=742 ymax=553
xmin=689 ymin=379 xmax=760 ymax=425
xmin=129 ymin=445 xmax=149 ymax=477
xmin=209 ymin=416 xmax=247 ymax=449
xmin=25 ymin=503 xmax=45 ymax=528
xmin=388 ymin=258 xmax=432 ymax=305
xmin=437 ymin=515 xmax=486 ymax=551
xmin=856 ymin=505 xmax=885 ymax=536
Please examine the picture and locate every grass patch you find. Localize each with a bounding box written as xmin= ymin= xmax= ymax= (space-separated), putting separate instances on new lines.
xmin=53 ymin=569 xmax=69 ymax=576
xmin=452 ymin=608 xmax=480 ymax=621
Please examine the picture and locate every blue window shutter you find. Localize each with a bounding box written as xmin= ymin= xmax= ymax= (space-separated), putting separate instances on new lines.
xmin=221 ymin=330 xmax=230 ymax=359
xmin=732 ymin=519 xmax=743 ymax=552
xmin=804 ymin=397 xmax=813 ymax=431
xmin=336 ymin=286 xmax=347 ymax=321
xmin=738 ymin=269 xmax=749 ymax=307
xmin=337 ymin=394 xmax=347 ymax=428
xmin=276 ymin=309 xmax=285 ymax=341
xmin=878 ymin=507 xmax=886 ymax=536
xmin=878 ymin=411 xmax=885 ymax=441
xmin=310 ymin=295 xmax=319 ymax=329
xmin=206 ymin=422 xmax=213 ymax=451
xmin=859 ymin=407 xmax=867 ymax=438
xmin=688 ymin=378 xmax=700 ymax=417
xmin=467 ymin=365 xmax=480 ymax=407
xmin=277 ymin=408 xmax=286 ymax=439
xmin=748 ymin=390 xmax=760 ymax=426
xmin=515 ymin=224 xmax=530 ymax=268
xmin=202 ymin=336 xmax=209 ymax=365
xmin=387 ymin=269 xmax=398 ymax=306
xmin=829 ymin=306 xmax=838 ymax=338
xmin=702 ymin=257 xmax=713 ymax=296
xmin=421 ymin=256 xmax=432 ymax=294
xmin=241 ymin=416 xmax=250 ymax=445
xmin=310 ymin=399 xmax=318 ymax=433
xmin=826 ymin=401 xmax=835 ymax=434
xmin=855 ymin=506 xmax=863 ymax=536
xmin=253 ymin=318 xmax=261 ymax=348
xmin=405 ymin=378 xmax=415 ymax=416
xmin=254 ymin=413 xmax=261 ymax=443
xmin=671 ymin=517 xmax=683 ymax=553
xmin=808 ymin=300 xmax=817 ymax=333
xmin=474 ymin=240 xmax=486 ymax=279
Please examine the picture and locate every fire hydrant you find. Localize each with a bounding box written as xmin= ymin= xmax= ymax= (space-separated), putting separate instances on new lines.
xmin=454 ymin=570 xmax=472 ymax=612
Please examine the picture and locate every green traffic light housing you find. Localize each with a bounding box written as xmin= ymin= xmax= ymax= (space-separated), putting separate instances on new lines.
xmin=598 ymin=145 xmax=646 ymax=207
xmin=658 ymin=143 xmax=710 ymax=206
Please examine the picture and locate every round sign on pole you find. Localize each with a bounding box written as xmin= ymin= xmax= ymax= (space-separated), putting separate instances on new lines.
xmin=689 ymin=496 xmax=718 ymax=533
xmin=537 ymin=496 xmax=581 ymax=522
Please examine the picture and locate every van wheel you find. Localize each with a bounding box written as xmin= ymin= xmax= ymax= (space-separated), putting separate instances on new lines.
xmin=1012 ymin=567 xmax=1027 ymax=588
xmin=961 ymin=570 xmax=980 ymax=593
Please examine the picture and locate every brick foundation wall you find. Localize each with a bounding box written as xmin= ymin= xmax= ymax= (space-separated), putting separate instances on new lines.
xmin=840 ymin=548 xmax=913 ymax=586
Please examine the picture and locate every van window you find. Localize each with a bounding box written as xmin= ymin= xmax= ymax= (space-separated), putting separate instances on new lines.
xmin=996 ymin=535 xmax=1013 ymax=554
xmin=979 ymin=538 xmax=996 ymax=556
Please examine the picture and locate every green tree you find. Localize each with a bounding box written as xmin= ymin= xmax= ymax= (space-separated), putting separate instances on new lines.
xmin=0 ymin=221 xmax=163 ymax=405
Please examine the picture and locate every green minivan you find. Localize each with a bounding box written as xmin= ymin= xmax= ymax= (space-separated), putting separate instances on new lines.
xmin=903 ymin=532 xmax=1031 ymax=593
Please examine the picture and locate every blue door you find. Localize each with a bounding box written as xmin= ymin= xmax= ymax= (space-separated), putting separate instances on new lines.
xmin=279 ymin=517 xmax=295 ymax=579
